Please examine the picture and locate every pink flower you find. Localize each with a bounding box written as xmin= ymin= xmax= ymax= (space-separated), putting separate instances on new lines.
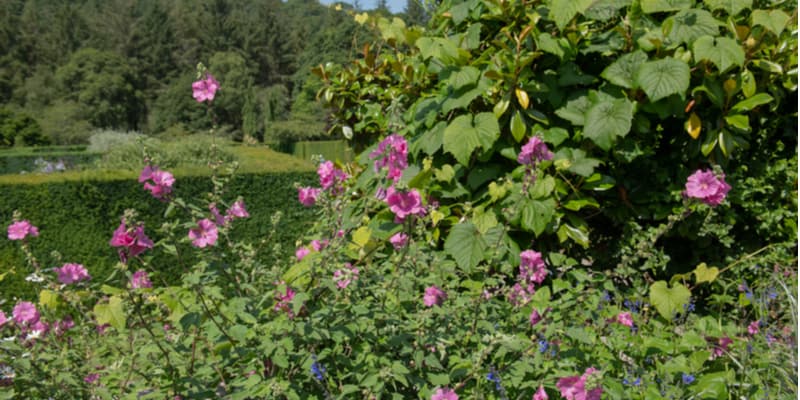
xmin=710 ymin=336 xmax=733 ymax=359
xmin=431 ymin=387 xmax=458 ymax=400
xmin=84 ymin=373 xmax=100 ymax=385
xmin=56 ymin=316 xmax=74 ymax=334
xmin=530 ymin=308 xmax=542 ymax=326
xmin=140 ymin=166 xmax=175 ymax=200
xmin=226 ymin=200 xmax=249 ymax=219
xmin=296 ymin=247 xmax=310 ymax=261
xmin=55 ymin=263 xmax=90 ymax=285
xmin=192 ymin=73 xmax=220 ymax=103
xmin=424 ymin=286 xmax=447 ymax=307
xmin=318 ymin=161 xmax=347 ymax=191
xmin=518 ymin=136 xmax=553 ymax=165
xmin=508 ymin=283 xmax=533 ymax=306
xmin=386 ymin=188 xmax=426 ymax=222
xmin=298 ymin=187 xmax=321 ymax=207
xmin=110 ymin=222 xmax=154 ymax=262
xmin=747 ymin=320 xmax=759 ymax=335
xmin=616 ymin=312 xmax=633 ymax=327
xmin=370 ymin=134 xmax=408 ymax=183
xmin=13 ymin=301 xmax=39 ymax=326
xmin=533 ymin=385 xmax=549 ymax=400
xmin=389 ymin=232 xmax=409 ymax=250
xmin=519 ymin=250 xmax=548 ymax=285
xmin=333 ymin=264 xmax=359 ymax=289
xmin=683 ymin=169 xmax=731 ymax=206
xmin=210 ymin=203 xmax=226 ymax=225
xmin=130 ymin=270 xmax=153 ymax=289
xmin=189 ymin=219 xmax=218 ymax=248
xmin=556 ymin=368 xmax=602 ymax=400
xmin=0 ymin=311 xmax=8 ymax=327
xmin=274 ymin=285 xmax=297 ymax=318
xmin=311 ymin=239 xmax=328 ymax=252
xmin=8 ymin=220 xmax=39 ymax=240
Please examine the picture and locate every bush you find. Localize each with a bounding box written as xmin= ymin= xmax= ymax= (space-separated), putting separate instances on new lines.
xmin=87 ymin=129 xmax=146 ymax=153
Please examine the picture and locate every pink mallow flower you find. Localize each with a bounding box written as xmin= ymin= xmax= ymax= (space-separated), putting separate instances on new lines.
xmin=55 ymin=263 xmax=90 ymax=285
xmin=370 ymin=134 xmax=408 ymax=183
xmin=226 ymin=200 xmax=249 ymax=220
xmin=747 ymin=320 xmax=759 ymax=335
xmin=333 ymin=264 xmax=359 ymax=289
xmin=534 ymin=385 xmax=549 ymax=400
xmin=296 ymin=247 xmax=310 ymax=261
xmin=389 ymin=232 xmax=409 ymax=250
xmin=683 ymin=169 xmax=731 ymax=207
xmin=424 ymin=286 xmax=447 ymax=307
xmin=274 ymin=285 xmax=297 ymax=318
xmin=616 ymin=312 xmax=633 ymax=327
xmin=386 ymin=188 xmax=426 ymax=222
xmin=317 ymin=161 xmax=347 ymax=191
xmin=710 ymin=336 xmax=733 ymax=359
xmin=0 ymin=310 xmax=8 ymax=327
xmin=189 ymin=219 xmax=218 ymax=248
xmin=530 ymin=308 xmax=542 ymax=326
xmin=130 ymin=270 xmax=153 ymax=289
xmin=556 ymin=368 xmax=602 ymax=400
xmin=519 ymin=250 xmax=548 ymax=285
xmin=192 ymin=73 xmax=220 ymax=103
xmin=8 ymin=220 xmax=39 ymax=240
xmin=517 ymin=136 xmax=553 ymax=165
xmin=139 ymin=165 xmax=175 ymax=200
xmin=431 ymin=387 xmax=458 ymax=400
xmin=84 ymin=373 xmax=100 ymax=385
xmin=298 ymin=187 xmax=321 ymax=207
xmin=110 ymin=222 xmax=154 ymax=262
xmin=13 ymin=301 xmax=39 ymax=326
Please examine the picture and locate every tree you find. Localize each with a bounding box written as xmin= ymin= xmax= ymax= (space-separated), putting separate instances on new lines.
xmin=404 ymin=0 xmax=428 ymax=26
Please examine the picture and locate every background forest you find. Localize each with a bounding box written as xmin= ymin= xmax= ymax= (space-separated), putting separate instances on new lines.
xmin=0 ymin=0 xmax=430 ymax=146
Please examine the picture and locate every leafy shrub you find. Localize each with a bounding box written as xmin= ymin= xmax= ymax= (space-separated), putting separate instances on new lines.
xmin=87 ymin=129 xmax=146 ymax=153
xmin=0 ymin=108 xmax=49 ymax=147
xmin=95 ymin=135 xmax=236 ymax=170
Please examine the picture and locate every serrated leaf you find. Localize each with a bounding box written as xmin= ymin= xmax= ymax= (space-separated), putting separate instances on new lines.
xmin=583 ymin=97 xmax=634 ymax=150
xmin=584 ymin=0 xmax=630 ymax=21
xmin=664 ymin=9 xmax=720 ymax=46
xmin=641 ymin=0 xmax=691 ymax=13
xmin=554 ymin=148 xmax=601 ymax=177
xmin=703 ymin=0 xmax=752 ymax=16
xmin=94 ymin=295 xmax=126 ymax=331
xmin=550 ymin=0 xmax=594 ymax=30
xmin=602 ymin=50 xmax=648 ymax=89
xmin=444 ymin=66 xmax=480 ymax=90
xmin=543 ymin=127 xmax=569 ymax=146
xmin=685 ymin=112 xmax=702 ymax=139
xmin=693 ymin=36 xmax=745 ymax=72
xmin=536 ymin=33 xmax=565 ymax=58
xmin=730 ymin=92 xmax=773 ymax=112
xmin=530 ymin=175 xmax=556 ymax=199
xmin=521 ymin=198 xmax=556 ymax=236
xmin=635 ymin=58 xmax=691 ymax=102
xmin=649 ymin=281 xmax=691 ymax=320
xmin=444 ymin=223 xmax=486 ymax=272
xmin=693 ymin=263 xmax=720 ymax=284
xmin=752 ymin=9 xmax=790 ymax=36
xmin=443 ymin=113 xmax=500 ymax=166
xmin=555 ymin=95 xmax=590 ymax=125
xmin=511 ymin=110 xmax=526 ymax=142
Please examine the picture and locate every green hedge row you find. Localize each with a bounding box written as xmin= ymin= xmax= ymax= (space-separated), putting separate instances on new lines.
xmin=0 ymin=171 xmax=317 ymax=299
xmin=270 ymin=139 xmax=354 ymax=162
xmin=0 ymin=152 xmax=102 ymax=174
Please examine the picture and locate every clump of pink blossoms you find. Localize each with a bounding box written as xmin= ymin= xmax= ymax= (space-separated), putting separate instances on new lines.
xmin=556 ymin=367 xmax=603 ymax=400
xmin=533 ymin=385 xmax=549 ymax=400
xmin=333 ymin=264 xmax=359 ymax=289
xmin=139 ymin=165 xmax=175 ymax=200
xmin=192 ymin=73 xmax=220 ymax=103
xmin=389 ymin=232 xmax=409 ymax=250
xmin=274 ymin=284 xmax=297 ymax=318
xmin=424 ymin=286 xmax=447 ymax=307
xmin=210 ymin=200 xmax=250 ymax=226
xmin=55 ymin=263 xmax=90 ymax=285
xmin=110 ymin=221 xmax=154 ymax=263
xmin=683 ymin=169 xmax=731 ymax=206
xmin=317 ymin=161 xmax=348 ymax=191
xmin=189 ymin=219 xmax=218 ymax=248
xmin=509 ymin=250 xmax=548 ymax=306
xmin=616 ymin=312 xmax=633 ymax=327
xmin=130 ymin=270 xmax=153 ymax=289
xmin=297 ymin=187 xmax=321 ymax=207
xmin=431 ymin=387 xmax=458 ymax=400
xmin=0 ymin=311 xmax=8 ymax=327
xmin=386 ymin=187 xmax=426 ymax=223
xmin=370 ymin=134 xmax=408 ymax=183
xmin=13 ymin=301 xmax=40 ymax=326
xmin=8 ymin=220 xmax=38 ymax=240
xmin=517 ymin=136 xmax=553 ymax=165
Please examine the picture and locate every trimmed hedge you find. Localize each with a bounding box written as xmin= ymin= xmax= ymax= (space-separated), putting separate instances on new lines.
xmin=0 ymin=171 xmax=317 ymax=299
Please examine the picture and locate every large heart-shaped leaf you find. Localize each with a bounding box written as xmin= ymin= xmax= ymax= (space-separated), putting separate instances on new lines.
xmin=444 ymin=222 xmax=486 ymax=272
xmin=693 ymin=36 xmax=745 ymax=73
xmin=583 ymin=96 xmax=634 ymax=150
xmin=444 ymin=113 xmax=500 ymax=165
xmin=602 ymin=50 xmax=648 ymax=89
xmin=94 ymin=295 xmax=126 ymax=331
xmin=664 ymin=9 xmax=719 ymax=46
xmin=649 ymin=281 xmax=691 ymax=320
xmin=641 ymin=0 xmax=691 ymax=13
xmin=635 ymin=58 xmax=691 ymax=102
xmin=752 ymin=9 xmax=790 ymax=36
xmin=550 ymin=0 xmax=594 ymax=30
xmin=703 ymin=0 xmax=752 ymax=16
xmin=520 ymin=198 xmax=556 ymax=236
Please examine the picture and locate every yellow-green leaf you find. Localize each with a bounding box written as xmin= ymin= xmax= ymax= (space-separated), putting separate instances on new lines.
xmin=515 ymin=88 xmax=530 ymax=109
xmin=685 ymin=112 xmax=702 ymax=139
xmin=351 ymin=226 xmax=372 ymax=248
xmin=39 ymin=289 xmax=60 ymax=310
xmin=693 ymin=262 xmax=720 ymax=284
xmin=649 ymin=281 xmax=691 ymax=320
xmin=511 ymin=110 xmax=526 ymax=143
xmin=94 ymin=295 xmax=126 ymax=331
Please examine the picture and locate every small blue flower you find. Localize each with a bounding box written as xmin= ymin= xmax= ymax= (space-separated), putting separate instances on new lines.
xmin=601 ymin=291 xmax=612 ymax=302
xmin=682 ymin=373 xmax=695 ymax=385
xmin=538 ymin=339 xmax=549 ymax=353
xmin=310 ymin=354 xmax=326 ymax=381
xmin=487 ymin=368 xmax=502 ymax=391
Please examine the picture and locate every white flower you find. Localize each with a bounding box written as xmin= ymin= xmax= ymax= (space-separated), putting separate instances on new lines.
xmin=25 ymin=273 xmax=44 ymax=283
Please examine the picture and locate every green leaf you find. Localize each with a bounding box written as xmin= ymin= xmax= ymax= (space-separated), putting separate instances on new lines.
xmin=693 ymin=36 xmax=745 ymax=72
xmin=39 ymin=289 xmax=60 ymax=310
xmin=559 ymin=223 xmax=590 ymax=247
xmin=555 ymin=95 xmax=590 ymax=125
xmin=530 ymin=175 xmax=555 ymax=199
xmin=444 ymin=222 xmax=486 ymax=272
xmin=752 ymin=9 xmax=790 ymax=36
xmin=703 ymin=0 xmax=752 ymax=16
xmin=443 ymin=113 xmax=500 ymax=166
xmin=549 ymin=0 xmax=594 ymax=30
xmin=554 ymin=148 xmax=601 ymax=177
xmin=724 ymin=114 xmax=749 ymax=131
xmin=649 ymin=281 xmax=691 ymax=320
xmin=520 ymin=198 xmax=556 ymax=236
xmin=94 ymin=295 xmax=126 ymax=331
xmin=741 ymin=69 xmax=756 ymax=98
xmin=536 ymin=33 xmax=565 ymax=59
xmin=542 ymin=127 xmax=569 ymax=146
xmin=413 ymin=120 xmax=445 ymax=156
xmin=562 ymin=198 xmax=600 ymax=211
xmin=635 ymin=58 xmax=691 ymax=102
xmin=730 ymin=92 xmax=773 ymax=112
xmin=443 ymin=66 xmax=480 ymax=90
xmin=641 ymin=0 xmax=691 ymax=13
xmin=692 ymin=371 xmax=729 ymax=400
xmin=664 ymin=9 xmax=720 ymax=46
xmin=584 ymin=0 xmax=630 ymax=21
xmin=601 ymin=50 xmax=648 ymax=89
xmin=416 ymin=37 xmax=463 ymax=64
xmin=583 ymin=96 xmax=634 ymax=150
xmin=693 ymin=263 xmax=720 ymax=284
xmin=510 ymin=110 xmax=526 ymax=142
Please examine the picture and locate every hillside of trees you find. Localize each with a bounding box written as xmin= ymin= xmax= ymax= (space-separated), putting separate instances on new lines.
xmin=0 ymin=0 xmax=431 ymax=146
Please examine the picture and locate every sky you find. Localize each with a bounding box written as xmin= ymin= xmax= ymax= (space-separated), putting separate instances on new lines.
xmin=317 ymin=0 xmax=407 ymax=14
